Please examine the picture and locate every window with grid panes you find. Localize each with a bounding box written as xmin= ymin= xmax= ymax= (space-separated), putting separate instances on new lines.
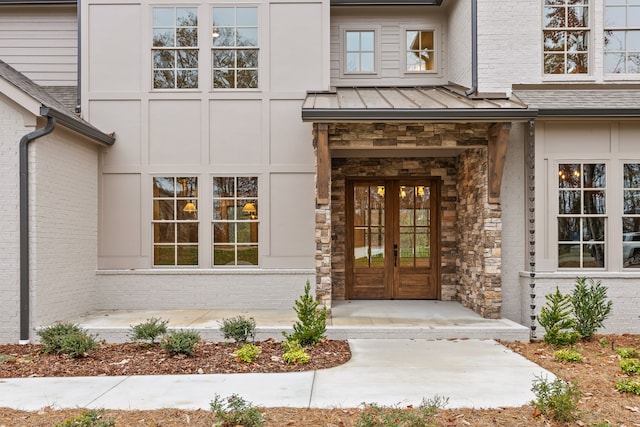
xmin=152 ymin=7 xmax=198 ymax=89
xmin=543 ymin=0 xmax=590 ymax=74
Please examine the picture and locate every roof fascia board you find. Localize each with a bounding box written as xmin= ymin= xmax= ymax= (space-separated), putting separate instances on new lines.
xmin=0 ymin=79 xmax=41 ymax=116
xmin=539 ymin=108 xmax=640 ymax=118
xmin=0 ymin=1 xmax=75 ymax=4
xmin=40 ymin=106 xmax=115 ymax=146
xmin=302 ymin=108 xmax=538 ymax=122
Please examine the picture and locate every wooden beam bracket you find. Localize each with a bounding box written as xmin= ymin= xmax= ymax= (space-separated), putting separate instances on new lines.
xmin=488 ymin=123 xmax=512 ymax=204
xmin=316 ymin=124 xmax=330 ymax=205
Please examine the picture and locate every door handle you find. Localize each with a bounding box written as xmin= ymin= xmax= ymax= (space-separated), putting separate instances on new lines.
xmin=393 ymin=244 xmax=398 ymax=267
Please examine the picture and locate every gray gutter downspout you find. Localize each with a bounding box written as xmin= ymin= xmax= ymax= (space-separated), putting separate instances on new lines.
xmin=19 ymin=116 xmax=56 ymax=343
xmin=19 ymin=106 xmax=114 ymax=343
xmin=465 ymin=0 xmax=478 ymax=97
xmin=76 ymin=0 xmax=81 ymax=113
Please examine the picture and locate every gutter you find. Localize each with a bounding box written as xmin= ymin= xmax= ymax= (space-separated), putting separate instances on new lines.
xmin=302 ymin=107 xmax=538 ymax=122
xmin=464 ymin=0 xmax=478 ymax=97
xmin=76 ymin=0 xmax=81 ymax=113
xmin=19 ymin=107 xmax=114 ymax=343
xmin=538 ymin=108 xmax=640 ymax=118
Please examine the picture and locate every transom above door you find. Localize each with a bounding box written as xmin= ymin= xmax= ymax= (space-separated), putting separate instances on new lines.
xmin=346 ymin=178 xmax=440 ymax=300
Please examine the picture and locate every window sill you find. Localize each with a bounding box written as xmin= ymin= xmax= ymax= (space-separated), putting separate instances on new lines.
xmin=96 ymin=268 xmax=313 ymax=275
xmin=519 ymin=270 xmax=640 ymax=279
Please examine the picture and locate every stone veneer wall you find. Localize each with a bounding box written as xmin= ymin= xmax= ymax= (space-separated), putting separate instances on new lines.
xmin=456 ymin=148 xmax=502 ymax=318
xmin=312 ymin=122 xmax=504 ymax=318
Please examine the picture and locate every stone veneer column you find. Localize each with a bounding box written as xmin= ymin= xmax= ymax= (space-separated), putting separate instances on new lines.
xmin=313 ymin=124 xmax=332 ymax=311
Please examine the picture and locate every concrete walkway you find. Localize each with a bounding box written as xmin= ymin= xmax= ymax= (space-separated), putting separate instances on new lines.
xmin=0 ymin=339 xmax=552 ymax=411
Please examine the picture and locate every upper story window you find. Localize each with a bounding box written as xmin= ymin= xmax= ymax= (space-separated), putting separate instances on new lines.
xmin=212 ymin=7 xmax=259 ymax=89
xmin=543 ymin=0 xmax=589 ymax=75
xmin=345 ymin=30 xmax=375 ymax=73
xmin=153 ymin=177 xmax=199 ymax=266
xmin=405 ymin=30 xmax=435 ymax=72
xmin=212 ymin=176 xmax=259 ymax=266
xmin=623 ymin=163 xmax=640 ymax=267
xmin=557 ymin=163 xmax=606 ymax=269
xmin=152 ymin=7 xmax=198 ymax=89
xmin=604 ymin=0 xmax=640 ymax=74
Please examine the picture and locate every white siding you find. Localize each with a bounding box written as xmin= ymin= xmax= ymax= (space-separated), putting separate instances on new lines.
xmin=0 ymin=5 xmax=77 ymax=86
xmin=446 ymin=0 xmax=472 ymax=88
xmin=330 ymin=6 xmax=448 ymax=87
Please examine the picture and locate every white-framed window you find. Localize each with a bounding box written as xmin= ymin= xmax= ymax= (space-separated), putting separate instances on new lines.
xmin=212 ymin=6 xmax=259 ymax=89
xmin=557 ymin=163 xmax=606 ymax=269
xmin=623 ymin=163 xmax=640 ymax=267
xmin=543 ymin=0 xmax=590 ymax=75
xmin=212 ymin=176 xmax=259 ymax=266
xmin=345 ymin=30 xmax=376 ymax=74
xmin=404 ymin=29 xmax=436 ymax=72
xmin=152 ymin=177 xmax=199 ymax=266
xmin=152 ymin=7 xmax=199 ymax=89
xmin=604 ymin=0 xmax=640 ymax=74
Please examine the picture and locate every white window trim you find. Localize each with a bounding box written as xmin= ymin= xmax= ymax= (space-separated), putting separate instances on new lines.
xmin=603 ymin=0 xmax=640 ymax=76
xmin=400 ymin=25 xmax=440 ymax=75
xmin=339 ymin=25 xmax=381 ymax=79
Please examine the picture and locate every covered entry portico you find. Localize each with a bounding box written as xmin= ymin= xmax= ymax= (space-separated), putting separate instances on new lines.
xmin=303 ymin=85 xmax=536 ymax=320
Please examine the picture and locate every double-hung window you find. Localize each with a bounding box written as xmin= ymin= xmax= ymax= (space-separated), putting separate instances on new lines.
xmin=152 ymin=177 xmax=199 ymax=266
xmin=604 ymin=0 xmax=640 ymax=74
xmin=557 ymin=163 xmax=606 ymax=269
xmin=405 ymin=30 xmax=435 ymax=72
xmin=345 ymin=30 xmax=375 ymax=73
xmin=212 ymin=7 xmax=259 ymax=88
xmin=212 ymin=177 xmax=259 ymax=266
xmin=623 ymin=164 xmax=640 ymax=267
xmin=543 ymin=0 xmax=589 ymax=75
xmin=152 ymin=7 xmax=198 ymax=89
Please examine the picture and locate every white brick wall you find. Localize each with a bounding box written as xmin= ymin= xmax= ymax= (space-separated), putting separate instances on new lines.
xmin=520 ymin=274 xmax=640 ymax=335
xmin=30 ymin=127 xmax=101 ymax=332
xmin=0 ymin=96 xmax=25 ymax=343
xmin=96 ymin=270 xmax=312 ymax=310
xmin=447 ymin=0 xmax=472 ymax=88
xmin=477 ymin=0 xmax=540 ymax=94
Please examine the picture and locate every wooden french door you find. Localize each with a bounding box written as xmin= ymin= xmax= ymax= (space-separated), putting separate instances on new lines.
xmin=346 ymin=179 xmax=440 ymax=299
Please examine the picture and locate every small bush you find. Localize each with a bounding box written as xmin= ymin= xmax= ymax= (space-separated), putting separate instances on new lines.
xmin=129 ymin=317 xmax=168 ymax=345
xmin=616 ymin=378 xmax=640 ymax=395
xmin=554 ymin=348 xmax=583 ymax=363
xmin=0 ymin=354 xmax=16 ymax=363
xmin=615 ymin=347 xmax=639 ymax=359
xmin=210 ymin=393 xmax=264 ymax=427
xmin=284 ymin=280 xmax=327 ymax=346
xmin=531 ymin=375 xmax=582 ymax=422
xmin=235 ymin=343 xmax=261 ymax=362
xmin=219 ymin=316 xmax=256 ymax=343
xmin=356 ymin=396 xmax=448 ymax=427
xmin=570 ymin=277 xmax=613 ymax=340
xmin=538 ymin=287 xmax=577 ymax=346
xmin=620 ymin=358 xmax=640 ymax=375
xmin=160 ymin=329 xmax=201 ymax=356
xmin=282 ymin=339 xmax=310 ymax=364
xmin=54 ymin=409 xmax=115 ymax=427
xmin=37 ymin=322 xmax=97 ymax=358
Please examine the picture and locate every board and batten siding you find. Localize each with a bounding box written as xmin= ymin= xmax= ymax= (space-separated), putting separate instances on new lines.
xmin=0 ymin=5 xmax=77 ymax=86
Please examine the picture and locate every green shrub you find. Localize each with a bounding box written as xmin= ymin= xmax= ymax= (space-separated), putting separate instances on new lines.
xmin=210 ymin=393 xmax=264 ymax=427
xmin=615 ymin=347 xmax=639 ymax=359
xmin=355 ymin=396 xmax=448 ymax=427
xmin=570 ymin=277 xmax=613 ymax=340
xmin=54 ymin=409 xmax=115 ymax=427
xmin=282 ymin=339 xmax=310 ymax=364
xmin=219 ymin=316 xmax=256 ymax=343
xmin=620 ymin=358 xmax=640 ymax=375
xmin=531 ymin=375 xmax=582 ymax=422
xmin=160 ymin=329 xmax=201 ymax=356
xmin=284 ymin=280 xmax=327 ymax=346
xmin=616 ymin=378 xmax=640 ymax=395
xmin=0 ymin=354 xmax=16 ymax=363
xmin=553 ymin=348 xmax=583 ymax=363
xmin=235 ymin=343 xmax=261 ymax=362
xmin=538 ymin=287 xmax=578 ymax=346
xmin=129 ymin=317 xmax=168 ymax=345
xmin=37 ymin=322 xmax=97 ymax=358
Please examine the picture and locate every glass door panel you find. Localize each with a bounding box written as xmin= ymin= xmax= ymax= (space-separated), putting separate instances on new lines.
xmin=353 ymin=184 xmax=385 ymax=268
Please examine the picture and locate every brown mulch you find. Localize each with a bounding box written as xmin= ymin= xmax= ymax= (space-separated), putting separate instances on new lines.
xmin=2 ymin=335 xmax=640 ymax=426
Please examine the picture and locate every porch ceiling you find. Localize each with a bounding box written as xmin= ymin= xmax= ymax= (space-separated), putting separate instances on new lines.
xmin=302 ymin=86 xmax=535 ymax=122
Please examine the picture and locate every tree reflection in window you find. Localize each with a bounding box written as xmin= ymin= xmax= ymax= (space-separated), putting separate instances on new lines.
xmin=558 ymin=163 xmax=605 ymax=268
xmin=152 ymin=7 xmax=198 ymax=89
xmin=212 ymin=7 xmax=258 ymax=88
xmin=623 ymin=164 xmax=640 ymax=267
xmin=543 ymin=0 xmax=589 ymax=74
